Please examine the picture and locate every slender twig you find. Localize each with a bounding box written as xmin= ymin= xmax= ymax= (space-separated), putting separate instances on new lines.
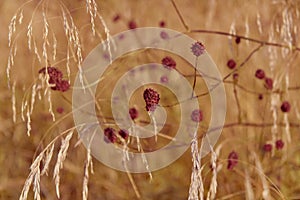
xmin=189 ymin=29 xmax=300 ymax=51
xmin=170 ymin=0 xmax=189 ymax=31
xmin=162 ymin=44 xmax=263 ymax=108
xmin=223 ymin=44 xmax=264 ymax=81
xmin=191 ymin=57 xmax=198 ymax=98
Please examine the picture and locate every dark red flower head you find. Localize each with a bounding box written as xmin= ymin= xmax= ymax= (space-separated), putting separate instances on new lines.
xmin=39 ymin=66 xmax=70 ymax=92
xmin=255 ymin=69 xmax=265 ymax=79
xmin=104 ymin=127 xmax=117 ymax=143
xmin=264 ymin=77 xmax=273 ymax=90
xmin=129 ymin=107 xmax=138 ymax=120
xmin=56 ymin=107 xmax=64 ymax=114
xmin=191 ymin=109 xmax=203 ymax=122
xmin=113 ymin=14 xmax=120 ymax=22
xmin=227 ymin=59 xmax=236 ymax=69
xmin=162 ymin=56 xmax=176 ymax=70
xmin=191 ymin=42 xmax=205 ymax=57
xmin=263 ymin=143 xmax=273 ymax=152
xmin=159 ymin=21 xmax=166 ymax=27
xmin=119 ymin=129 xmax=129 ymax=140
xmin=143 ymin=88 xmax=160 ymax=112
xmin=128 ymin=20 xmax=137 ymax=29
xmin=160 ymin=31 xmax=169 ymax=39
xmin=281 ymin=101 xmax=291 ymax=113
xmin=227 ymin=151 xmax=238 ymax=170
xmin=275 ymin=139 xmax=284 ymax=150
xmin=54 ymin=80 xmax=70 ymax=92
xmin=39 ymin=67 xmax=63 ymax=84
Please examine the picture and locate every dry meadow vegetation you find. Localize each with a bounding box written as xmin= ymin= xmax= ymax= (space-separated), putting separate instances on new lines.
xmin=1 ymin=0 xmax=300 ymax=199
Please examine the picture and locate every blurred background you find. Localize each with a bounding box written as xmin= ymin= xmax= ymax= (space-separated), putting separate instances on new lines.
xmin=1 ymin=0 xmax=300 ymax=199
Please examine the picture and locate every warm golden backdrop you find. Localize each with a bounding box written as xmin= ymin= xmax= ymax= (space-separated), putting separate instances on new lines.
xmin=1 ymin=0 xmax=300 ymax=199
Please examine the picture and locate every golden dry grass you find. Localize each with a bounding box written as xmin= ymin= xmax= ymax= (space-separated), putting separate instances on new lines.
xmin=1 ymin=0 xmax=300 ymax=199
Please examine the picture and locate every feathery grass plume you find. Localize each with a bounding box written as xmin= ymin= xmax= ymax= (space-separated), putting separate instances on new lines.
xmin=59 ymin=4 xmax=84 ymax=85
xmin=33 ymin=166 xmax=41 ymax=200
xmin=85 ymin=0 xmax=98 ymax=36
xmin=149 ymin=113 xmax=158 ymax=142
xmin=283 ymin=114 xmax=291 ymax=143
xmin=26 ymin=106 xmax=31 ymax=136
xmin=228 ymin=21 xmax=236 ymax=40
xmin=97 ymin=12 xmax=115 ymax=64
xmin=188 ymin=136 xmax=204 ymax=200
xmin=11 ymin=81 xmax=17 ymax=123
xmin=252 ymin=152 xmax=272 ymax=200
xmin=21 ymin=96 xmax=27 ymax=122
xmin=123 ymin=125 xmax=144 ymax=199
xmin=41 ymin=143 xmax=55 ymax=176
xmin=23 ymin=72 xmax=54 ymax=136
xmin=140 ymin=144 xmax=153 ymax=181
xmin=130 ymin=124 xmax=152 ymax=180
xmin=281 ymin=6 xmax=293 ymax=56
xmin=119 ymin=128 xmax=141 ymax=199
xmin=19 ymin=127 xmax=77 ymax=200
xmin=82 ymin=129 xmax=96 ymax=200
xmin=7 ymin=4 xmax=25 ymax=87
xmin=47 ymin=89 xmax=55 ymax=121
xmin=256 ymin=12 xmax=263 ymax=35
xmin=268 ymin=26 xmax=278 ymax=70
xmin=30 ymin=83 xmax=37 ymax=114
xmin=53 ymin=130 xmax=74 ymax=199
xmin=244 ymin=169 xmax=254 ymax=200
xmin=82 ymin=148 xmax=93 ymax=200
xmin=19 ymin=151 xmax=44 ymax=200
xmin=206 ymin=143 xmax=224 ymax=200
xmin=244 ymin=15 xmax=254 ymax=43
xmin=52 ymin=32 xmax=57 ymax=62
xmin=7 ymin=0 xmax=81 ymax=134
xmin=41 ymin=5 xmax=49 ymax=67
xmin=8 ymin=12 xmax=17 ymax=48
xmin=270 ymin=94 xmax=279 ymax=152
xmin=206 ymin=151 xmax=217 ymax=200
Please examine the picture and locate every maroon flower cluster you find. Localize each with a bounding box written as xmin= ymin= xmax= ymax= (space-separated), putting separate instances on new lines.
xmin=104 ymin=128 xmax=117 ymax=143
xmin=39 ymin=67 xmax=70 ymax=92
xmin=280 ymin=101 xmax=291 ymax=113
xmin=191 ymin=109 xmax=203 ymax=122
xmin=233 ymin=73 xmax=239 ymax=81
xmin=159 ymin=21 xmax=166 ymax=27
xmin=161 ymin=56 xmax=176 ymax=70
xmin=104 ymin=127 xmax=129 ymax=143
xmin=128 ymin=20 xmax=137 ymax=29
xmin=263 ymin=139 xmax=285 ymax=152
xmin=56 ymin=107 xmax=64 ymax=114
xmin=227 ymin=59 xmax=236 ymax=69
xmin=143 ymin=88 xmax=160 ymax=112
xmin=118 ymin=129 xmax=129 ymax=140
xmin=191 ymin=41 xmax=205 ymax=57
xmin=160 ymin=31 xmax=169 ymax=40
xmin=264 ymin=77 xmax=273 ymax=90
xmin=129 ymin=107 xmax=138 ymax=120
xmin=263 ymin=143 xmax=272 ymax=152
xmin=235 ymin=37 xmax=241 ymax=44
xmin=255 ymin=69 xmax=265 ymax=79
xmin=227 ymin=151 xmax=238 ymax=170
xmin=275 ymin=139 xmax=284 ymax=149
xmin=254 ymin=69 xmax=273 ymax=90
xmin=113 ymin=14 xmax=120 ymax=22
